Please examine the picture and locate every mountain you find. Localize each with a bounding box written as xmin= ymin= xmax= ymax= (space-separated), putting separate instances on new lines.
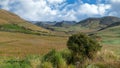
xmin=41 ymin=16 xmax=120 ymax=33
xmin=77 ymin=16 xmax=120 ymax=29
xmin=53 ymin=21 xmax=76 ymax=27
xmin=33 ymin=21 xmax=57 ymax=25
xmin=33 ymin=21 xmax=55 ymax=28
xmin=34 ymin=21 xmax=77 ymax=28
xmin=0 ymin=9 xmax=49 ymax=32
xmin=34 ymin=21 xmax=78 ymax=33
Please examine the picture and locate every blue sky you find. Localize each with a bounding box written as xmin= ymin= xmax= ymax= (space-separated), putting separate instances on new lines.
xmin=0 ymin=0 xmax=120 ymax=21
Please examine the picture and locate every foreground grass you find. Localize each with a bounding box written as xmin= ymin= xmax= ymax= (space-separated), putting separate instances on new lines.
xmin=0 ymin=49 xmax=119 ymax=68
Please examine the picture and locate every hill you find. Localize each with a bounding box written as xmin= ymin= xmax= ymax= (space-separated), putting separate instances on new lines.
xmin=93 ymin=24 xmax=120 ymax=55
xmin=34 ymin=21 xmax=53 ymax=29
xmin=53 ymin=21 xmax=76 ymax=27
xmin=77 ymin=16 xmax=120 ymax=29
xmin=0 ymin=9 xmax=49 ymax=32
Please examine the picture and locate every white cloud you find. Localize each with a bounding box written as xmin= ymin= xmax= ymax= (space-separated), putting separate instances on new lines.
xmin=0 ymin=0 xmax=112 ymax=21
xmin=78 ymin=3 xmax=99 ymax=15
xmin=108 ymin=0 xmax=120 ymax=17
xmin=46 ymin=0 xmax=65 ymax=4
xmin=0 ymin=0 xmax=9 ymax=10
xmin=110 ymin=0 xmax=120 ymax=3
xmin=77 ymin=3 xmax=110 ymax=17
xmin=98 ymin=4 xmax=111 ymax=16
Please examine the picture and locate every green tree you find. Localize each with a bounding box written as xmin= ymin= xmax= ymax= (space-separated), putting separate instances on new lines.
xmin=67 ymin=33 xmax=102 ymax=63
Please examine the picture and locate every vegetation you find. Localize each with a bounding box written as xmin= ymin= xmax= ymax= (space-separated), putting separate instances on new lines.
xmin=67 ymin=33 xmax=102 ymax=66
xmin=96 ymin=25 xmax=120 ymax=55
xmin=0 ymin=48 xmax=119 ymax=68
xmin=0 ymin=24 xmax=33 ymax=34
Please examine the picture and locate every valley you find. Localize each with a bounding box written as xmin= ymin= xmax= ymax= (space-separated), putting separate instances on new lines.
xmin=0 ymin=9 xmax=120 ymax=68
xmin=0 ymin=9 xmax=120 ymax=57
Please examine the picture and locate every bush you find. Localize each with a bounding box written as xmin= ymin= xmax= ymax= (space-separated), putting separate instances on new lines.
xmin=40 ymin=62 xmax=53 ymax=68
xmin=43 ymin=49 xmax=67 ymax=68
xmin=60 ymin=49 xmax=73 ymax=64
xmin=67 ymin=33 xmax=102 ymax=63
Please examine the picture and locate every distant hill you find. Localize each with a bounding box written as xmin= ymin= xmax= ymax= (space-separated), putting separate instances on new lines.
xmin=34 ymin=21 xmax=79 ymax=33
xmin=34 ymin=21 xmax=76 ymax=27
xmin=34 ymin=21 xmax=54 ymax=28
xmin=99 ymin=22 xmax=120 ymax=31
xmin=39 ymin=16 xmax=120 ymax=33
xmin=107 ymin=22 xmax=120 ymax=27
xmin=53 ymin=21 xmax=76 ymax=27
xmin=0 ymin=9 xmax=49 ymax=32
xmin=77 ymin=16 xmax=120 ymax=29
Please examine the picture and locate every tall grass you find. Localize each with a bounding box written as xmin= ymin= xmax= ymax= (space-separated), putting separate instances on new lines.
xmin=0 ymin=49 xmax=119 ymax=68
xmin=42 ymin=49 xmax=67 ymax=68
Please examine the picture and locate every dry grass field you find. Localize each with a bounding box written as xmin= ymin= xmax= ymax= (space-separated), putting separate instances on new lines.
xmin=0 ymin=31 xmax=67 ymax=57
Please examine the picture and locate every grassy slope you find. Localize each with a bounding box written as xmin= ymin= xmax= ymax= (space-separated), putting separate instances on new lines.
xmin=0 ymin=9 xmax=49 ymax=32
xmin=97 ymin=25 xmax=120 ymax=55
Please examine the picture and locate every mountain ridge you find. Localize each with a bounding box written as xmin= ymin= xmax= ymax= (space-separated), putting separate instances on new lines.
xmin=77 ymin=16 xmax=120 ymax=29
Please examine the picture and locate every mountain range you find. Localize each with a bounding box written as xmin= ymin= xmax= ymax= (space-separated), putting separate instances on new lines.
xmin=34 ymin=16 xmax=120 ymax=33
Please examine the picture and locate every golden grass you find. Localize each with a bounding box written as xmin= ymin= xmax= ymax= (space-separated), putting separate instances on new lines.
xmin=0 ymin=31 xmax=67 ymax=57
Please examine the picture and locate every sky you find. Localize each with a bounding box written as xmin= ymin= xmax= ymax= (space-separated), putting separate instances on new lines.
xmin=0 ymin=0 xmax=120 ymax=21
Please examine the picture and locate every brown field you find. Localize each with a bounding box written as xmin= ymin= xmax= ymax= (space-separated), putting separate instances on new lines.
xmin=0 ymin=31 xmax=67 ymax=57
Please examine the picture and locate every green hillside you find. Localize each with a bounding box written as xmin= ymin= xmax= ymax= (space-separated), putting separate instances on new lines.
xmin=95 ymin=25 xmax=120 ymax=55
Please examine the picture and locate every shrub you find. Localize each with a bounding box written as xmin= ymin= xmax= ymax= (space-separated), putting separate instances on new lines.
xmin=25 ymin=55 xmax=41 ymax=68
xmin=60 ymin=49 xmax=72 ymax=64
xmin=67 ymin=33 xmax=102 ymax=63
xmin=43 ymin=49 xmax=67 ymax=68
xmin=40 ymin=62 xmax=53 ymax=68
